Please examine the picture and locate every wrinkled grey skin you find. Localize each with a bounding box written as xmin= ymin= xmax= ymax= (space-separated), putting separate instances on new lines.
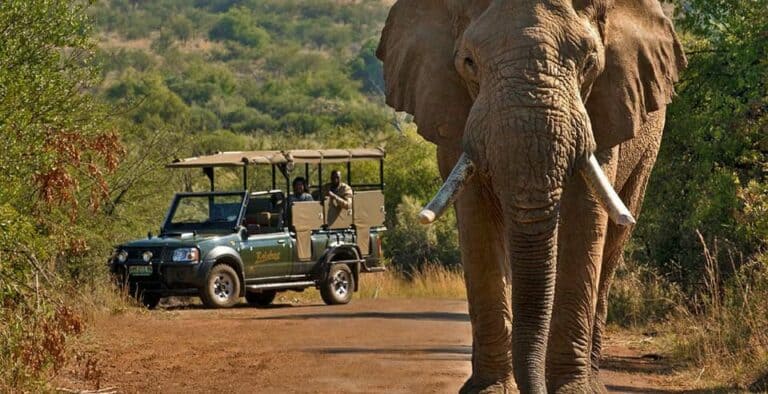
xmin=376 ymin=0 xmax=686 ymax=392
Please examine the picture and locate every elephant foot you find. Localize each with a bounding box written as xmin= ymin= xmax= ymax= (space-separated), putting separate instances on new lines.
xmin=459 ymin=376 xmax=516 ymax=394
xmin=589 ymin=373 xmax=608 ymax=394
xmin=547 ymin=379 xmax=593 ymax=394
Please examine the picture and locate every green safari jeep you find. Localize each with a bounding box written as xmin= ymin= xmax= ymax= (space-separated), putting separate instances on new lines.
xmin=109 ymin=149 xmax=386 ymax=309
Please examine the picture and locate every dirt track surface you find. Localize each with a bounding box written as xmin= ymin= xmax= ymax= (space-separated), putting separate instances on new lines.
xmin=59 ymin=299 xmax=684 ymax=393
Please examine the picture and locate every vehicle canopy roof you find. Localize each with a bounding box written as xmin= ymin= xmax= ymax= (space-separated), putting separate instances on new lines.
xmin=167 ymin=148 xmax=385 ymax=168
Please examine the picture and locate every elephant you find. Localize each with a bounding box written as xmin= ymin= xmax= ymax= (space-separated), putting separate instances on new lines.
xmin=376 ymin=0 xmax=686 ymax=392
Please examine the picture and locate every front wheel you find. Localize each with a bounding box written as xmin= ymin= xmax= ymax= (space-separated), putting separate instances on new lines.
xmin=139 ymin=292 xmax=161 ymax=310
xmin=200 ymin=264 xmax=241 ymax=308
xmin=320 ymin=264 xmax=354 ymax=305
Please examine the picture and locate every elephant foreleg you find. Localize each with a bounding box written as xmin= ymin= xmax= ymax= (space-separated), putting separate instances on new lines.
xmin=438 ymin=147 xmax=514 ymax=393
xmin=546 ymin=148 xmax=618 ymax=393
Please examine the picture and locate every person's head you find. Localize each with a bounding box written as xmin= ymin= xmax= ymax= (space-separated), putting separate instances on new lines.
xmin=292 ymin=177 xmax=307 ymax=195
xmin=330 ymin=170 xmax=341 ymax=187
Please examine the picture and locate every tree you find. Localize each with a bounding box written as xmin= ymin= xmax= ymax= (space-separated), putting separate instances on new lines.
xmin=170 ymin=15 xmax=194 ymax=43
xmin=209 ymin=8 xmax=270 ymax=50
xmin=635 ymin=0 xmax=768 ymax=288
xmin=0 ymin=0 xmax=120 ymax=388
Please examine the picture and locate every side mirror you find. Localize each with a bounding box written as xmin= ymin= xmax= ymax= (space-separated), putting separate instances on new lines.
xmin=239 ymin=226 xmax=249 ymax=241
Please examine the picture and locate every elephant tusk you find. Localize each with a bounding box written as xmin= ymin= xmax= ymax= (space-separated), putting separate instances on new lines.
xmin=419 ymin=153 xmax=475 ymax=224
xmin=581 ymin=155 xmax=636 ymax=226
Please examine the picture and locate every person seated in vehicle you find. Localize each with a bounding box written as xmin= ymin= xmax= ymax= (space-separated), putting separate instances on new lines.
xmin=285 ymin=177 xmax=313 ymax=225
xmin=289 ymin=177 xmax=313 ymax=204
xmin=323 ymin=170 xmax=353 ymax=218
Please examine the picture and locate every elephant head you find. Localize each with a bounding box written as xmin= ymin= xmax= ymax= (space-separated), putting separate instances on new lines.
xmin=377 ymin=0 xmax=685 ymax=390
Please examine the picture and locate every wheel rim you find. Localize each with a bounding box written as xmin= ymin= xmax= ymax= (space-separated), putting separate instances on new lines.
xmin=212 ymin=272 xmax=234 ymax=302
xmin=332 ymin=270 xmax=350 ymax=298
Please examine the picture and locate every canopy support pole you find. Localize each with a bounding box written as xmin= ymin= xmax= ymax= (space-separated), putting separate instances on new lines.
xmin=271 ymin=165 xmax=276 ymax=190
xmin=203 ymin=167 xmax=214 ymax=191
xmin=243 ymin=165 xmax=248 ymax=191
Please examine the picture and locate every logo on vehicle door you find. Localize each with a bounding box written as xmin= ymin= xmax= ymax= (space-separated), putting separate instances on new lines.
xmin=255 ymin=250 xmax=281 ymax=263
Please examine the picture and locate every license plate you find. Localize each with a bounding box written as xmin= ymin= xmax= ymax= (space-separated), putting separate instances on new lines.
xmin=128 ymin=265 xmax=153 ymax=276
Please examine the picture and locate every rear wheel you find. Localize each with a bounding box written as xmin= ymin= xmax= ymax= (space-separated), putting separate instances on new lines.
xmin=245 ymin=290 xmax=276 ymax=307
xmin=320 ymin=264 xmax=354 ymax=305
xmin=200 ymin=264 xmax=241 ymax=308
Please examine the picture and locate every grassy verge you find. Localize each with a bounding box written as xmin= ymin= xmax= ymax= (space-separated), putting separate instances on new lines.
xmin=275 ymin=264 xmax=467 ymax=305
xmin=609 ymin=238 xmax=768 ymax=390
xmin=662 ymin=238 xmax=768 ymax=390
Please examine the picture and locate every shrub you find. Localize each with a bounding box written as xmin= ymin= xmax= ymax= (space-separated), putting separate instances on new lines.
xmin=384 ymin=196 xmax=460 ymax=271
xmin=607 ymin=259 xmax=682 ymax=327
xmin=209 ymin=8 xmax=270 ymax=50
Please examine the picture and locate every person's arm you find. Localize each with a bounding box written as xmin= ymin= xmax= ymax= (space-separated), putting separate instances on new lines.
xmin=338 ymin=185 xmax=353 ymax=209
xmin=327 ymin=190 xmax=351 ymax=209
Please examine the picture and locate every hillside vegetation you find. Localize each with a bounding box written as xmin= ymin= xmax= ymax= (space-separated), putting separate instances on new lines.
xmin=1 ymin=0 xmax=766 ymax=390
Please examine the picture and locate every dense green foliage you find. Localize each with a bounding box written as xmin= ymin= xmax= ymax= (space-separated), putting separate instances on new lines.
xmin=91 ymin=0 xmax=390 ymax=136
xmin=635 ymin=0 xmax=768 ymax=289
xmin=0 ymin=0 xmax=112 ymax=389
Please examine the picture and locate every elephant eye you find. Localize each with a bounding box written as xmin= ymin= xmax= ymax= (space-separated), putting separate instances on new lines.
xmin=464 ymin=56 xmax=477 ymax=74
xmin=582 ymin=53 xmax=598 ymax=74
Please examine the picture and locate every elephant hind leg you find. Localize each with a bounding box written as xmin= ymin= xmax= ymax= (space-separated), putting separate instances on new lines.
xmin=590 ymin=115 xmax=664 ymax=382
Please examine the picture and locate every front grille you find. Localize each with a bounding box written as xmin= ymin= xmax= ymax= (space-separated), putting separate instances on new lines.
xmin=125 ymin=247 xmax=172 ymax=263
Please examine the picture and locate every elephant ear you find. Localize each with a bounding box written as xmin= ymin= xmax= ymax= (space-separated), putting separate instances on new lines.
xmin=586 ymin=0 xmax=687 ymax=150
xmin=376 ymin=0 xmax=472 ymax=147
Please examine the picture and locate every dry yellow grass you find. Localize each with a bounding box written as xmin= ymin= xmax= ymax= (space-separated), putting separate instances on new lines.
xmin=275 ymin=264 xmax=466 ymax=304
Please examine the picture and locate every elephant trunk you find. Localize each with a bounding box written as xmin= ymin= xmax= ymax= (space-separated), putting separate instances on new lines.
xmin=506 ymin=211 xmax=558 ymax=393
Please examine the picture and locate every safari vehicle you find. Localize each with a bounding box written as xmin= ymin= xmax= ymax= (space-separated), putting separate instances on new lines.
xmin=109 ymin=149 xmax=386 ymax=309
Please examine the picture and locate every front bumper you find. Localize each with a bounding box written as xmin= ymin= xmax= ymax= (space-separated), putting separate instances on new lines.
xmin=111 ymin=261 xmax=204 ymax=295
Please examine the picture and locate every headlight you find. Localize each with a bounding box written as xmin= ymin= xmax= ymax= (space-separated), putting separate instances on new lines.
xmin=142 ymin=251 xmax=153 ymax=263
xmin=117 ymin=250 xmax=128 ymax=263
xmin=172 ymin=248 xmax=200 ymax=263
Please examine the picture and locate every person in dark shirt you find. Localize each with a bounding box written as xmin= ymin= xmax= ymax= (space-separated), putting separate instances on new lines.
xmin=285 ymin=177 xmax=313 ymax=225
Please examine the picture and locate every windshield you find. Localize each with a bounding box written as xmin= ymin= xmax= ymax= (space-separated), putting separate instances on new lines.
xmin=164 ymin=193 xmax=246 ymax=233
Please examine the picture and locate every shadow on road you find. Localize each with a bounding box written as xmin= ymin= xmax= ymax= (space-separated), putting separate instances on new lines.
xmin=251 ymin=311 xmax=470 ymax=322
xmin=307 ymin=345 xmax=472 ymax=361
xmin=605 ymin=385 xmax=731 ymax=393
xmin=160 ymin=302 xmax=302 ymax=311
xmin=601 ymin=355 xmax=677 ymax=375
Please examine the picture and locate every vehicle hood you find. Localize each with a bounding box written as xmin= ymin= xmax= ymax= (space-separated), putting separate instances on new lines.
xmin=119 ymin=233 xmax=235 ymax=249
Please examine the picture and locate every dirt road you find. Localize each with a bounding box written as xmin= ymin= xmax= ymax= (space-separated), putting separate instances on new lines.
xmin=57 ymin=299 xmax=684 ymax=393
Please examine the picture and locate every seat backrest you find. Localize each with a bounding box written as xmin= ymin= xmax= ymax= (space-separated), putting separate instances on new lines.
xmin=352 ymin=190 xmax=385 ymax=255
xmin=324 ymin=197 xmax=353 ymax=229
xmin=352 ymin=191 xmax=385 ymax=227
xmin=292 ymin=202 xmax=324 ymax=261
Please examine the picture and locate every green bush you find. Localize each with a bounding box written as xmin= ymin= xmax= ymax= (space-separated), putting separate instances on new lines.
xmin=209 ymin=8 xmax=270 ymax=50
xmin=384 ymin=196 xmax=460 ymax=271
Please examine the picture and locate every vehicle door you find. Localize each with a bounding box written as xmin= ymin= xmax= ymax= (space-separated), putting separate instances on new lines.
xmin=240 ymin=231 xmax=293 ymax=279
xmin=239 ymin=194 xmax=294 ymax=280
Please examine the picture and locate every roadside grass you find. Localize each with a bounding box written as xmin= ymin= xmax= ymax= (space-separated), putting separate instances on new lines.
xmin=608 ymin=236 xmax=768 ymax=391
xmin=275 ymin=264 xmax=467 ymax=305
xmin=660 ymin=237 xmax=768 ymax=391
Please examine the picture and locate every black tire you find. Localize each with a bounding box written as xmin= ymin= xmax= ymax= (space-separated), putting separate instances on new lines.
xmin=200 ymin=264 xmax=241 ymax=308
xmin=139 ymin=292 xmax=161 ymax=310
xmin=320 ymin=264 xmax=354 ymax=305
xmin=245 ymin=290 xmax=277 ymax=307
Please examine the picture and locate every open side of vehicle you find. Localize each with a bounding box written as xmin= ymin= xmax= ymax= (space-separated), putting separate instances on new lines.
xmin=110 ymin=149 xmax=387 ymax=309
